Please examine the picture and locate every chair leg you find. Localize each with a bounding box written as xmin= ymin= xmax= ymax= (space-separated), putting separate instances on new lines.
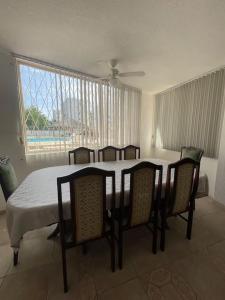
xmin=13 ymin=249 xmax=19 ymax=266
xmin=111 ymin=234 xmax=115 ymax=272
xmin=186 ymin=209 xmax=193 ymax=240
xmin=160 ymin=210 xmax=166 ymax=252
xmin=59 ymin=222 xmax=68 ymax=293
xmin=82 ymin=243 xmax=88 ymax=255
xmin=118 ymin=227 xmax=123 ymax=269
xmin=61 ymin=244 xmax=68 ymax=293
xmin=152 ymin=210 xmax=158 ymax=254
xmin=193 ymin=199 xmax=196 ymax=211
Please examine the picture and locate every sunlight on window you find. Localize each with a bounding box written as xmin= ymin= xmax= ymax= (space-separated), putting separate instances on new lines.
xmin=17 ymin=60 xmax=141 ymax=154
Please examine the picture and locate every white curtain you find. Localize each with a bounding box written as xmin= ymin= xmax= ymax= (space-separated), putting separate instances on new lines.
xmin=17 ymin=60 xmax=141 ymax=154
xmin=154 ymin=68 xmax=225 ymax=158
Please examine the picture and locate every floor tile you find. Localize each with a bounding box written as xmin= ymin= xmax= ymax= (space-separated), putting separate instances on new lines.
xmin=169 ymin=253 xmax=225 ymax=300
xmin=171 ymin=272 xmax=197 ymax=300
xmin=8 ymin=237 xmax=55 ymax=274
xmin=98 ymin=278 xmax=149 ymax=300
xmin=92 ymin=257 xmax=136 ymax=293
xmin=167 ymin=213 xmax=224 ymax=255
xmin=0 ymin=277 xmax=3 ymax=288
xmin=195 ymin=197 xmax=224 ymax=218
xmin=197 ymin=211 xmax=225 ymax=241
xmin=0 ymin=213 xmax=6 ymax=230
xmin=79 ymin=239 xmax=136 ymax=293
xmin=0 ymin=228 xmax=10 ymax=246
xmin=146 ymin=283 xmax=164 ymax=299
xmin=207 ymin=239 xmax=225 ymax=274
xmin=0 ymin=265 xmax=48 ymax=300
xmin=1 ymin=197 xmax=225 ymax=299
xmin=150 ymin=267 xmax=171 ymax=287
xmin=140 ymin=266 xmax=198 ymax=300
xmin=126 ymin=236 xmax=165 ymax=275
xmin=0 ymin=244 xmax=12 ymax=278
xmin=47 ymin=263 xmax=97 ymax=300
xmin=161 ymin=283 xmax=185 ymax=300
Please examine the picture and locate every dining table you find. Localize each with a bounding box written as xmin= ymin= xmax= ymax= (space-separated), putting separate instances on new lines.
xmin=6 ymin=158 xmax=208 ymax=251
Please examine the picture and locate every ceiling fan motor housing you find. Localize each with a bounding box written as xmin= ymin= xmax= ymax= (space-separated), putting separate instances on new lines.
xmin=112 ymin=68 xmax=119 ymax=78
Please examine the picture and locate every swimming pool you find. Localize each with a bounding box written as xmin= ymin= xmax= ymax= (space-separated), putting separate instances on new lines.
xmin=27 ymin=137 xmax=67 ymax=143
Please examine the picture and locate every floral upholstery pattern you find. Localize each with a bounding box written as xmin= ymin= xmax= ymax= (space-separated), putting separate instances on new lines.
xmin=74 ymin=175 xmax=103 ymax=242
xmin=75 ymin=149 xmax=90 ymax=164
xmin=131 ymin=167 xmax=154 ymax=226
xmin=172 ymin=163 xmax=194 ymax=214
xmin=124 ymin=146 xmax=136 ymax=160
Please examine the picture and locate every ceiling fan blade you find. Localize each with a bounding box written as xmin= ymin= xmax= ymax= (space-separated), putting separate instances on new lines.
xmin=97 ymin=76 xmax=110 ymax=80
xmin=119 ymin=71 xmax=145 ymax=77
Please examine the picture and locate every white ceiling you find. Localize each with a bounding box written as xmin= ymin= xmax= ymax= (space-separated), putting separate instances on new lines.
xmin=0 ymin=0 xmax=225 ymax=94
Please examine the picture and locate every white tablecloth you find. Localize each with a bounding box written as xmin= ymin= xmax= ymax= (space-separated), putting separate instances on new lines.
xmin=6 ymin=158 xmax=208 ymax=247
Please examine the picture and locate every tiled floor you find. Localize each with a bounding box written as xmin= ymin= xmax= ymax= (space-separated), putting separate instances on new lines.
xmin=1 ymin=197 xmax=225 ymax=299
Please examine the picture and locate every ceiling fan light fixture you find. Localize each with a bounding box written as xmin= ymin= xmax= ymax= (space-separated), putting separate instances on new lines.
xmin=98 ymin=58 xmax=145 ymax=87
xmin=109 ymin=77 xmax=121 ymax=88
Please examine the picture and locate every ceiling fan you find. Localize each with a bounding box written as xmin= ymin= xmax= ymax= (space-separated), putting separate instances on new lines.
xmin=99 ymin=59 xmax=145 ymax=87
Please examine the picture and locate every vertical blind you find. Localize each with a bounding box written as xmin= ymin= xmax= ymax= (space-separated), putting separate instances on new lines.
xmin=17 ymin=59 xmax=141 ymax=154
xmin=154 ymin=68 xmax=225 ymax=158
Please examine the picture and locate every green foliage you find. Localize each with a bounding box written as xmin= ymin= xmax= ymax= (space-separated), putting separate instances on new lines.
xmin=25 ymin=106 xmax=49 ymax=130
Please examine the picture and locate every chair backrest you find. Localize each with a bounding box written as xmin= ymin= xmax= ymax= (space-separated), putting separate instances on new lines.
xmin=98 ymin=146 xmax=121 ymax=162
xmin=123 ymin=145 xmax=140 ymax=160
xmin=0 ymin=156 xmax=18 ymax=201
xmin=166 ymin=158 xmax=200 ymax=215
xmin=121 ymin=161 xmax=162 ymax=227
xmin=57 ymin=167 xmax=115 ymax=244
xmin=180 ymin=146 xmax=204 ymax=162
xmin=68 ymin=147 xmax=95 ymax=164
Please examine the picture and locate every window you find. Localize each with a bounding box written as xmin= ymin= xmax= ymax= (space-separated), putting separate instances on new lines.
xmin=154 ymin=68 xmax=225 ymax=158
xmin=17 ymin=59 xmax=141 ymax=154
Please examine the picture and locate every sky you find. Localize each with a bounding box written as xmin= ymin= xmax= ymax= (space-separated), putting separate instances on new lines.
xmin=19 ymin=64 xmax=81 ymax=121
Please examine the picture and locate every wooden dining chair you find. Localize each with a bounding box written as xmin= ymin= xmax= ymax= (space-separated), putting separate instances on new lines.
xmin=180 ymin=146 xmax=204 ymax=163
xmin=0 ymin=156 xmax=19 ymax=265
xmin=49 ymin=147 xmax=95 ymax=240
xmin=98 ymin=146 xmax=121 ymax=162
xmin=57 ymin=167 xmax=116 ymax=293
xmin=68 ymin=147 xmax=95 ymax=164
xmin=122 ymin=145 xmax=140 ymax=160
xmin=117 ymin=161 xmax=162 ymax=269
xmin=160 ymin=158 xmax=200 ymax=251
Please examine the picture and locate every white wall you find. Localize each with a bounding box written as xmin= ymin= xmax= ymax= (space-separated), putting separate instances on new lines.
xmin=0 ymin=49 xmax=25 ymax=210
xmin=140 ymin=92 xmax=218 ymax=198
xmin=215 ymin=103 xmax=225 ymax=205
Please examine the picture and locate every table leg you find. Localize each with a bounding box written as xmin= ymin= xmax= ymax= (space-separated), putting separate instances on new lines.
xmin=13 ymin=248 xmax=19 ymax=266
